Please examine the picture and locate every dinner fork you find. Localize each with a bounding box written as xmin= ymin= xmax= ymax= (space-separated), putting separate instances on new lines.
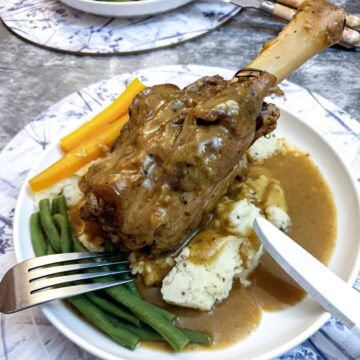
xmin=0 ymin=252 xmax=131 ymax=314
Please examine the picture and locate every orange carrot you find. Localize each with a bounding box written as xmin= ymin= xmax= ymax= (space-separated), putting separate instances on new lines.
xmin=60 ymin=78 xmax=145 ymax=152
xmin=29 ymin=114 xmax=129 ymax=192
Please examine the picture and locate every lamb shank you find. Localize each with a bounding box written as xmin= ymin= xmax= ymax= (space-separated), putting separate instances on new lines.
xmin=79 ymin=0 xmax=345 ymax=254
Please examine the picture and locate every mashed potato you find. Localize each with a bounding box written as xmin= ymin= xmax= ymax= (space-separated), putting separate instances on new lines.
xmin=161 ymin=134 xmax=292 ymax=311
xmin=161 ymin=201 xmax=289 ymax=310
xmin=130 ymin=253 xmax=175 ymax=286
xmin=265 ymin=206 xmax=291 ymax=232
xmin=161 ymin=197 xmax=265 ymax=311
xmin=78 ymin=233 xmax=105 ymax=252
xmin=247 ymin=133 xmax=285 ymax=163
xmin=162 ymin=236 xmax=242 ymax=311
xmin=227 ymin=199 xmax=261 ymax=236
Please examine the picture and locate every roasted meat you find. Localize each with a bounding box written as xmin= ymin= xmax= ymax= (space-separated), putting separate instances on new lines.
xmin=80 ymin=72 xmax=279 ymax=253
xmin=79 ymin=0 xmax=345 ymax=254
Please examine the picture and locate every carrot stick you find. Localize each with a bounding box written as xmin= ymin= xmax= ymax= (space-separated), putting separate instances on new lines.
xmin=60 ymin=78 xmax=145 ymax=152
xmin=29 ymin=114 xmax=129 ymax=192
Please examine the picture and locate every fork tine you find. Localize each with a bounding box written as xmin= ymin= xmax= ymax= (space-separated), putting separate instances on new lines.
xmin=30 ymin=269 xmax=131 ymax=293
xmin=26 ymin=252 xmax=117 ymax=270
xmin=26 ymin=280 xmax=132 ymax=313
xmin=29 ymin=260 xmax=130 ymax=281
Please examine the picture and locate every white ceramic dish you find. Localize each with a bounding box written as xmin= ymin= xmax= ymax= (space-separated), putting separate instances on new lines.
xmin=59 ymin=0 xmax=193 ymax=17
xmin=13 ymin=76 xmax=360 ymax=359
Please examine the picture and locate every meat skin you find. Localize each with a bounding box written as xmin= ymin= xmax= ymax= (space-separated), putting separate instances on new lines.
xmin=80 ymin=71 xmax=279 ymax=254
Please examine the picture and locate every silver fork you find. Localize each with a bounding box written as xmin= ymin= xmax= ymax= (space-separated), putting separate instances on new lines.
xmin=0 ymin=252 xmax=131 ymax=314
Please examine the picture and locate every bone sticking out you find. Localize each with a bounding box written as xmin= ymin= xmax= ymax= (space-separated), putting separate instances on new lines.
xmin=278 ymin=0 xmax=360 ymax=29
xmin=247 ymin=0 xmax=345 ymax=84
xmin=345 ymin=13 xmax=360 ymax=30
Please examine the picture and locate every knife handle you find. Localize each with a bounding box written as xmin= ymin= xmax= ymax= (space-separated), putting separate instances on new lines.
xmin=259 ymin=1 xmax=360 ymax=47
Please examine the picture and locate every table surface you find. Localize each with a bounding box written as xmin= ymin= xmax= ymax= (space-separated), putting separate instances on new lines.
xmin=0 ymin=0 xmax=359 ymax=151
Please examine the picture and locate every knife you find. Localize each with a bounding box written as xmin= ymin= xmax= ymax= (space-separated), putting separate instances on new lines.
xmin=222 ymin=0 xmax=360 ymax=48
xmin=253 ymin=217 xmax=360 ymax=339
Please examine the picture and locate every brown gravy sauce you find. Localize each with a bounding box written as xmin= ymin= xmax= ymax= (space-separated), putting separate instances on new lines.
xmin=139 ymin=150 xmax=337 ymax=351
xmin=69 ymin=202 xmax=103 ymax=239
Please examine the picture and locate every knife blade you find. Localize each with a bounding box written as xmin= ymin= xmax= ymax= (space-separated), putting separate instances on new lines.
xmin=223 ymin=0 xmax=261 ymax=7
xmin=253 ymin=217 xmax=360 ymax=339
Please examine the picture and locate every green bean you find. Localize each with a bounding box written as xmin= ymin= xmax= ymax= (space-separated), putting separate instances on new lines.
xmin=85 ymin=292 xmax=140 ymax=327
xmin=47 ymin=243 xmax=56 ymax=255
xmin=90 ymin=270 xmax=176 ymax=343
xmin=86 ymin=263 xmax=188 ymax=350
xmin=51 ymin=197 xmax=60 ymax=216
xmin=53 ymin=214 xmax=73 ymax=253
xmin=121 ymin=321 xmax=211 ymax=345
xmin=67 ymin=296 xmax=139 ymax=350
xmin=108 ymin=311 xmax=212 ymax=345
xmin=56 ymin=196 xmax=87 ymax=253
xmin=33 ymin=197 xmax=191 ymax=351
xmin=124 ymin=280 xmax=140 ymax=297
xmin=108 ymin=316 xmax=163 ymax=341
xmin=180 ymin=328 xmax=213 ymax=345
xmin=102 ymin=280 xmax=189 ymax=351
xmin=28 ymin=211 xmax=211 ymax=349
xmin=54 ymin=195 xmax=73 ymax=252
xmin=103 ymin=242 xmax=140 ymax=296
xmin=53 ymin=199 xmax=189 ymax=351
xmin=104 ymin=240 xmax=116 ymax=252
xmin=55 ymin=195 xmax=68 ymax=216
xmin=113 ymin=260 xmax=140 ymax=296
xmin=127 ymin=325 xmax=163 ymax=341
xmin=146 ymin=303 xmax=177 ymax=323
xmin=69 ymin=219 xmax=87 ymax=253
xmin=30 ymin=212 xmax=47 ymax=257
xmin=39 ymin=198 xmax=61 ymax=252
xmin=108 ymin=261 xmax=140 ymax=297
xmin=73 ymin=236 xmax=88 ymax=252
xmin=66 ymin=236 xmax=141 ymax=348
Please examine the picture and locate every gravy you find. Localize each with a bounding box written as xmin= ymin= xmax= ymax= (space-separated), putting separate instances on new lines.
xmin=139 ymin=149 xmax=337 ymax=350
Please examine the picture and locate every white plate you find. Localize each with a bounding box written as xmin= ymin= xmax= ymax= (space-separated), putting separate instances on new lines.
xmin=13 ymin=67 xmax=360 ymax=360
xmin=59 ymin=0 xmax=193 ymax=17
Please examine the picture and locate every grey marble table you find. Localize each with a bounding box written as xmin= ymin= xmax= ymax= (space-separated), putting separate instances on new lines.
xmin=0 ymin=0 xmax=359 ymax=151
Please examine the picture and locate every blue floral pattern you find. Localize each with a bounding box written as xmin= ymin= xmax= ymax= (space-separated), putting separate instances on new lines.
xmin=0 ymin=65 xmax=359 ymax=359
xmin=0 ymin=0 xmax=239 ymax=54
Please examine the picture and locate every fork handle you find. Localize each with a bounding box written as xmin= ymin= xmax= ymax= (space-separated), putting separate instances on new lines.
xmin=258 ymin=1 xmax=360 ymax=47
